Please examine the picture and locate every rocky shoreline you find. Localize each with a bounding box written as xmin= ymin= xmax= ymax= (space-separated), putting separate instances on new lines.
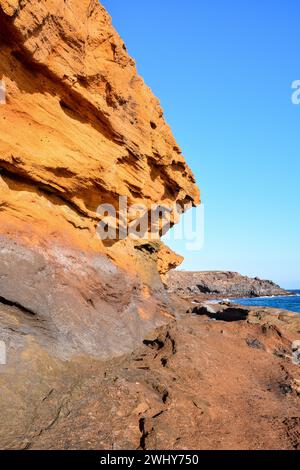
xmin=167 ymin=271 xmax=290 ymax=300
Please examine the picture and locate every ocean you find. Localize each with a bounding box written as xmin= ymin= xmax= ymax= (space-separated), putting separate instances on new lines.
xmin=232 ymin=290 xmax=300 ymax=314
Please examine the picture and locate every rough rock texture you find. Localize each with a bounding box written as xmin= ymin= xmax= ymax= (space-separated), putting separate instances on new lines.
xmin=190 ymin=301 xmax=300 ymax=334
xmin=1 ymin=1 xmax=298 ymax=452
xmin=0 ymin=301 xmax=299 ymax=450
xmin=0 ymin=0 xmax=199 ymax=359
xmin=167 ymin=271 xmax=288 ymax=300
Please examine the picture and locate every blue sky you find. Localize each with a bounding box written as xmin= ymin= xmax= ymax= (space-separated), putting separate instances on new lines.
xmin=102 ymin=0 xmax=300 ymax=288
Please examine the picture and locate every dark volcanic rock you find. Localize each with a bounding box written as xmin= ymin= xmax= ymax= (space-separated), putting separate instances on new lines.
xmin=167 ymin=271 xmax=289 ymax=299
xmin=0 ymin=236 xmax=171 ymax=359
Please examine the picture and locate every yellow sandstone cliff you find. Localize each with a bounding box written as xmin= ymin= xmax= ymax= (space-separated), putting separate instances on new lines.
xmin=0 ymin=0 xmax=200 ymax=358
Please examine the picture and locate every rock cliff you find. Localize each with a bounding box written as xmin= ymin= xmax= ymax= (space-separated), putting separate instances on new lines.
xmin=0 ymin=0 xmax=199 ymax=359
xmin=1 ymin=2 xmax=297 ymax=452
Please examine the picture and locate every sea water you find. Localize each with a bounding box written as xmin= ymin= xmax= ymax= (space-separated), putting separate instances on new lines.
xmin=232 ymin=290 xmax=300 ymax=313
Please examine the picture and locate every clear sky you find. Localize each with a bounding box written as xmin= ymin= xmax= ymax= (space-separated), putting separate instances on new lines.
xmin=102 ymin=0 xmax=300 ymax=288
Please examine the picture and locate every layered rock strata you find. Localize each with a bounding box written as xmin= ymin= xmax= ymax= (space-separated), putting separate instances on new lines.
xmin=0 ymin=0 xmax=200 ymax=359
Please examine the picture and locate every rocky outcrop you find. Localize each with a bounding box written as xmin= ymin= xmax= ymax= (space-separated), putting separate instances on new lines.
xmin=167 ymin=271 xmax=288 ymax=299
xmin=190 ymin=301 xmax=300 ymax=334
xmin=1 ymin=300 xmax=299 ymax=450
xmin=0 ymin=0 xmax=200 ymax=359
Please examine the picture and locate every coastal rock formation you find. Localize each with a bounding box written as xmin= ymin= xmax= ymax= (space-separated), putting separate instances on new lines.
xmin=0 ymin=0 xmax=199 ymax=359
xmin=190 ymin=301 xmax=300 ymax=334
xmin=167 ymin=271 xmax=288 ymax=300
xmin=1 ymin=1 xmax=298 ymax=452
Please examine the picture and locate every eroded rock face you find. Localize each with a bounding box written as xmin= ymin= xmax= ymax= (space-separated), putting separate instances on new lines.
xmin=0 ymin=0 xmax=200 ymax=359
